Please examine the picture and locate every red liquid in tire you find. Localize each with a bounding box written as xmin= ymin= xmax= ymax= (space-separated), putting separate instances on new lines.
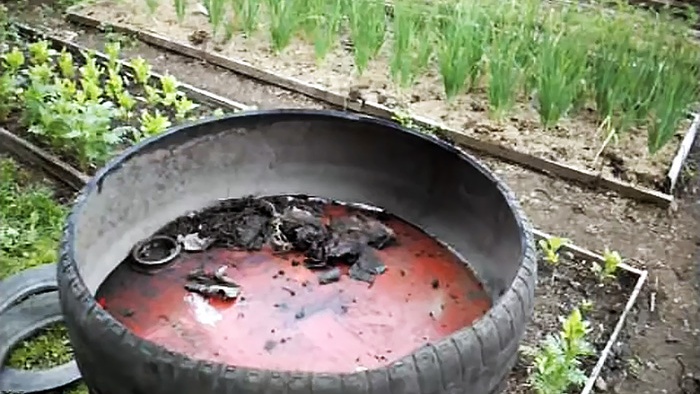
xmin=97 ymin=203 xmax=491 ymax=373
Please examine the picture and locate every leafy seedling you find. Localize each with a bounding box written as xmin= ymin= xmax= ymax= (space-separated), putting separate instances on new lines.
xmin=104 ymin=41 xmax=122 ymax=74
xmin=538 ymin=237 xmax=569 ymax=265
xmin=592 ymin=248 xmax=622 ymax=281
xmin=27 ymin=40 xmax=54 ymax=65
xmin=521 ymin=307 xmax=595 ymax=394
xmin=129 ymin=57 xmax=152 ymax=86
xmin=174 ymin=95 xmax=199 ymax=120
xmin=57 ymin=50 xmax=75 ymax=79
xmin=139 ymin=109 xmax=172 ymax=138
xmin=3 ymin=47 xmax=25 ymax=75
xmin=144 ymin=85 xmax=161 ymax=106
xmin=159 ymin=74 xmax=179 ymax=106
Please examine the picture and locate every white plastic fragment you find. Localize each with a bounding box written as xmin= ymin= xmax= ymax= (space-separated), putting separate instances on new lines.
xmin=194 ymin=3 xmax=209 ymax=16
xmin=178 ymin=232 xmax=214 ymax=252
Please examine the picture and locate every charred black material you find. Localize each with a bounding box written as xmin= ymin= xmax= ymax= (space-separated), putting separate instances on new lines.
xmin=184 ymin=266 xmax=241 ymax=300
xmin=158 ymin=195 xmax=395 ymax=284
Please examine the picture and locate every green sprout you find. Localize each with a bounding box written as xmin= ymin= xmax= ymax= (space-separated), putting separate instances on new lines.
xmin=592 ymin=248 xmax=622 ymax=281
xmin=538 ymin=236 xmax=569 ymax=265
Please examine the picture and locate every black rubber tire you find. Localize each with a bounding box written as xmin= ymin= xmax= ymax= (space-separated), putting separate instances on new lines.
xmin=0 ymin=291 xmax=82 ymax=393
xmin=0 ymin=263 xmax=57 ymax=315
xmin=58 ymin=110 xmax=537 ymax=394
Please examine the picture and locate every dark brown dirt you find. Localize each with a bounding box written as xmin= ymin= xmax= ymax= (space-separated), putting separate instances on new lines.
xmin=4 ymin=3 xmax=700 ymax=393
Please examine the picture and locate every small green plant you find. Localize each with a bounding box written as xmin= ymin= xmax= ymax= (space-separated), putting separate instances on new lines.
xmin=390 ymin=1 xmax=433 ymax=88
xmin=486 ymin=26 xmax=522 ymax=119
xmin=534 ymin=17 xmax=588 ymax=129
xmin=592 ymin=248 xmax=622 ymax=281
xmin=265 ymin=0 xmax=302 ymax=53
xmin=231 ymin=0 xmax=261 ymax=37
xmin=144 ymin=85 xmax=161 ymax=105
xmin=106 ymin=69 xmax=125 ymax=100
xmin=104 ymin=41 xmax=121 ymax=74
xmin=345 ymin=0 xmax=386 ymax=75
xmin=57 ymin=50 xmax=75 ymax=79
xmin=27 ymin=40 xmax=53 ymax=65
xmin=538 ymin=237 xmax=569 ymax=265
xmin=159 ymin=74 xmax=179 ymax=106
xmin=436 ymin=2 xmax=488 ymax=100
xmin=116 ymin=91 xmax=137 ymax=119
xmin=3 ymin=47 xmax=26 ymax=75
xmin=139 ymin=109 xmax=172 ymax=138
xmin=521 ymin=307 xmax=595 ymax=394
xmin=174 ymin=95 xmax=199 ymax=120
xmin=129 ymin=57 xmax=151 ymax=86
xmin=308 ymin=0 xmax=343 ymax=62
xmin=174 ymin=0 xmax=187 ymax=23
xmin=203 ymin=0 xmax=227 ymax=35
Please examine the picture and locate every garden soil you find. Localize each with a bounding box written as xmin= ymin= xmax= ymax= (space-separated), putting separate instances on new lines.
xmin=73 ymin=0 xmax=687 ymax=191
xmin=8 ymin=4 xmax=700 ymax=393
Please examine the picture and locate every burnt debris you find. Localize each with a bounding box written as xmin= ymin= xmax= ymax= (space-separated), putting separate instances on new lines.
xmin=184 ymin=266 xmax=241 ymax=300
xmin=157 ymin=195 xmax=396 ymax=287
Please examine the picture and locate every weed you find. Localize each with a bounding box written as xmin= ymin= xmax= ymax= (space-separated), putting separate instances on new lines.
xmin=0 ymin=157 xmax=66 ymax=279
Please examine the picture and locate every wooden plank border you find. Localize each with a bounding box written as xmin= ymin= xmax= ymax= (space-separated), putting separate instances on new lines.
xmin=0 ymin=127 xmax=89 ymax=190
xmin=65 ymin=10 xmax=676 ymax=207
xmin=666 ymin=113 xmax=700 ymax=193
xmin=13 ymin=23 xmax=254 ymax=113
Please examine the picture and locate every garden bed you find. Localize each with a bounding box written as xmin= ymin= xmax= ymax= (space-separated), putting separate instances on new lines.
xmin=0 ymin=23 xmax=248 ymax=175
xmin=65 ymin=0 xmax=700 ymax=205
xmin=511 ymin=232 xmax=647 ymax=393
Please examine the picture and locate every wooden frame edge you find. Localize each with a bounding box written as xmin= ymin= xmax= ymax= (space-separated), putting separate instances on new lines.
xmin=65 ymin=10 xmax=676 ymax=208
xmin=581 ymin=269 xmax=648 ymax=394
xmin=0 ymin=127 xmax=89 ymax=191
xmin=666 ymin=113 xmax=700 ymax=193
